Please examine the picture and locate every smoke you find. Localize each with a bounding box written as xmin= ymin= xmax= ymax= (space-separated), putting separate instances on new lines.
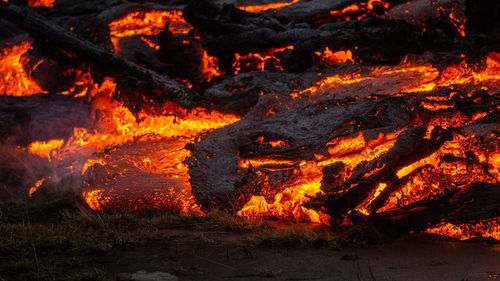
xmin=0 ymin=143 xmax=51 ymax=200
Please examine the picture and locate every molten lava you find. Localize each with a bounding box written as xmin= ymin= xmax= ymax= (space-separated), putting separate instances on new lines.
xmin=325 ymin=0 xmax=391 ymax=23
xmin=27 ymin=0 xmax=54 ymax=8
xmin=435 ymin=1 xmax=466 ymax=37
xmin=293 ymin=52 xmax=500 ymax=100
xmin=237 ymin=130 xmax=399 ymax=224
xmin=108 ymin=9 xmax=221 ymax=82
xmin=2 ymin=4 xmax=498 ymax=241
xmin=237 ymin=0 xmax=299 ymax=13
xmin=0 ymin=41 xmax=45 ymax=96
xmin=235 ymin=52 xmax=500 ymax=229
xmin=28 ymin=139 xmax=64 ymax=161
xmin=425 ymin=219 xmax=500 ymax=241
xmin=232 ymin=46 xmax=293 ymax=75
xmin=315 ymin=47 xmax=354 ymax=65
xmin=22 ymin=79 xmax=239 ymax=214
xmin=201 ymin=50 xmax=222 ymax=81
xmin=28 ymin=178 xmax=45 ymax=197
xmin=109 ymin=10 xmax=192 ymax=37
xmin=380 ymin=133 xmax=499 ymax=214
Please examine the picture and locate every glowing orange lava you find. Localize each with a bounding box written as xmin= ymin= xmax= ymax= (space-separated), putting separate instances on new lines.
xmin=256 ymin=136 xmax=289 ymax=147
xmin=233 ymin=46 xmax=293 ymax=74
xmin=236 ymin=52 xmax=499 ymax=226
xmin=22 ymin=79 xmax=240 ymax=214
xmin=237 ymin=0 xmax=299 ymax=13
xmin=436 ymin=4 xmax=466 ymax=37
xmin=0 ymin=41 xmax=45 ymax=96
xmin=27 ymin=0 xmax=54 ymax=7
xmin=28 ymin=178 xmax=45 ymax=197
xmin=108 ymin=10 xmax=222 ymax=81
xmin=425 ymin=219 xmax=500 ymax=241
xmin=237 ymin=160 xmax=330 ymax=224
xmin=356 ymin=182 xmax=387 ymax=216
xmin=109 ymin=10 xmax=192 ymax=37
xmin=328 ymin=0 xmax=390 ymax=22
xmin=293 ymin=52 xmax=500 ymax=100
xmin=237 ymin=130 xmax=399 ymax=223
xmin=6 ymin=13 xmax=497 ymax=239
xmin=315 ymin=47 xmax=354 ymax=64
xmin=82 ymin=189 xmax=104 ymax=210
xmin=28 ymin=139 xmax=64 ymax=161
xmin=378 ymin=126 xmax=499 ymax=214
xmin=201 ymin=50 xmax=222 ymax=81
xmin=140 ymin=36 xmax=160 ymax=50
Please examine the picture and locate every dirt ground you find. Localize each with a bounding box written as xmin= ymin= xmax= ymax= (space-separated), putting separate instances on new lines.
xmin=103 ymin=229 xmax=500 ymax=281
xmin=1 ymin=194 xmax=498 ymax=281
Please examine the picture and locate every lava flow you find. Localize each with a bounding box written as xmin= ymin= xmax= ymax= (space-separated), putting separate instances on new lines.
xmin=109 ymin=10 xmax=192 ymax=37
xmin=108 ymin=9 xmax=221 ymax=82
xmin=329 ymin=0 xmax=390 ymax=21
xmin=310 ymin=0 xmax=391 ymax=25
xmin=237 ymin=0 xmax=299 ymax=13
xmin=27 ymin=0 xmax=54 ymax=8
xmin=68 ymin=85 xmax=239 ymax=213
xmin=0 ymin=41 xmax=45 ymax=96
xmin=425 ymin=219 xmax=500 ymax=241
xmin=231 ymin=52 xmax=499 ymax=229
xmin=237 ymin=130 xmax=400 ymax=224
xmin=315 ymin=47 xmax=354 ymax=65
xmin=0 ymin=54 xmax=239 ymax=213
xmin=233 ymin=46 xmax=294 ymax=75
xmin=293 ymin=52 xmax=500 ymax=100
xmin=0 ymin=0 xmax=499 ymax=243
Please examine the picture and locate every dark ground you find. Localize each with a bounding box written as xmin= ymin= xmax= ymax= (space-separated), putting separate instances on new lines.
xmin=104 ymin=231 xmax=500 ymax=281
xmin=1 ymin=188 xmax=499 ymax=281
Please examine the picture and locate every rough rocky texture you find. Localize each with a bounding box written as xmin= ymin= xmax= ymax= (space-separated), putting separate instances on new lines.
xmin=186 ymin=95 xmax=410 ymax=210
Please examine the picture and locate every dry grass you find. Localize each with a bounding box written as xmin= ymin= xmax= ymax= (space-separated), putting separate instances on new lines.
xmin=0 ymin=185 xmax=380 ymax=280
xmin=330 ymin=223 xmax=381 ymax=249
xmin=248 ymin=226 xmax=332 ymax=247
xmin=247 ymin=222 xmax=381 ymax=249
xmin=0 ymin=186 xmax=270 ymax=280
